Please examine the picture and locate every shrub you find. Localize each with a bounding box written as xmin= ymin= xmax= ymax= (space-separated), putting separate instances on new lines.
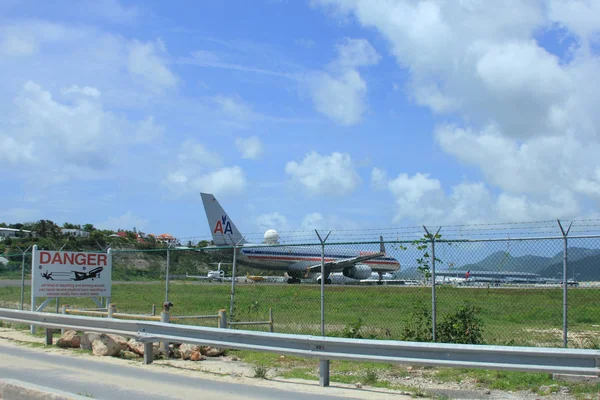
xmin=437 ymin=303 xmax=484 ymax=344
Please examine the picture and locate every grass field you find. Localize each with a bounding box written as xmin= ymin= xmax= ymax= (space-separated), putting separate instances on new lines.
xmin=1 ymin=281 xmax=599 ymax=348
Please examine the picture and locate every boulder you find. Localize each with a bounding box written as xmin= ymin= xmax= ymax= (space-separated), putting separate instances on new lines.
xmin=127 ymin=339 xmax=159 ymax=356
xmin=202 ymin=346 xmax=226 ymax=357
xmin=107 ymin=334 xmax=129 ymax=352
xmin=56 ymin=330 xmax=81 ymax=348
xmin=190 ymin=351 xmax=204 ymax=361
xmin=80 ymin=332 xmax=102 ymax=350
xmin=180 ymin=344 xmax=203 ymax=360
xmin=91 ymin=334 xmax=122 ymax=357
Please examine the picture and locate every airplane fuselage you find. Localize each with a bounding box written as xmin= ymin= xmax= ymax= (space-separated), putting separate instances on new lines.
xmin=206 ymin=243 xmax=400 ymax=278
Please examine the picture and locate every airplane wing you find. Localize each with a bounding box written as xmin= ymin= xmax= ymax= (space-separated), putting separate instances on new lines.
xmin=185 ymin=273 xmax=211 ymax=279
xmin=305 ymin=252 xmax=385 ymax=274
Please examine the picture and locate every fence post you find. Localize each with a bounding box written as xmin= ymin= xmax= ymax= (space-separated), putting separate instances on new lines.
xmin=229 ymin=237 xmax=245 ymax=320
xmin=423 ymin=226 xmax=441 ymax=342
xmin=165 ymin=245 xmax=171 ymax=303
xmin=269 ymin=307 xmax=274 ymax=333
xmin=108 ymin=303 xmax=116 ymax=318
xmin=557 ymin=219 xmax=572 ymax=348
xmin=17 ymin=245 xmax=32 ymax=311
xmin=61 ymin=304 xmax=68 ymax=335
xmin=218 ymin=309 xmax=228 ymax=329
xmin=315 ymin=229 xmax=331 ymax=388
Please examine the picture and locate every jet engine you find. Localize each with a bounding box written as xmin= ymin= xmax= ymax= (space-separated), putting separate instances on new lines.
xmin=342 ymin=264 xmax=372 ymax=280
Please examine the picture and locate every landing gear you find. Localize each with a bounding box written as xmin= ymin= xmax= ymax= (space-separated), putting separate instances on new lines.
xmin=326 ymin=278 xmax=332 ymax=284
xmin=287 ymin=277 xmax=301 ymax=284
xmin=377 ymin=272 xmax=383 ymax=285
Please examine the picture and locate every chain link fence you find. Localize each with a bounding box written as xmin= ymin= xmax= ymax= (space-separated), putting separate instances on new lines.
xmin=1 ymin=226 xmax=599 ymax=348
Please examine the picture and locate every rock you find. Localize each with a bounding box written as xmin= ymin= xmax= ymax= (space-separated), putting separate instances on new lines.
xmin=170 ymin=345 xmax=181 ymax=359
xmin=484 ymin=390 xmax=491 ymax=395
xmin=92 ymin=334 xmax=122 ymax=357
xmin=202 ymin=346 xmax=226 ymax=357
xmin=80 ymin=332 xmax=102 ymax=350
xmin=355 ymin=382 xmax=363 ymax=389
xmin=56 ymin=330 xmax=81 ymax=348
xmin=230 ymin=357 xmax=239 ymax=361
xmin=121 ymin=351 xmax=139 ymax=360
xmin=180 ymin=344 xmax=203 ymax=360
xmin=190 ymin=351 xmax=204 ymax=361
xmin=560 ymin=387 xmax=570 ymax=394
xmin=107 ymin=334 xmax=129 ymax=351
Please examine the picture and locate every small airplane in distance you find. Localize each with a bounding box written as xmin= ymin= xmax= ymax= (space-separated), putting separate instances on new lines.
xmin=200 ymin=193 xmax=401 ymax=284
xmin=245 ymin=273 xmax=266 ymax=282
xmin=186 ymin=262 xmax=228 ymax=282
xmin=73 ymin=267 xmax=103 ymax=281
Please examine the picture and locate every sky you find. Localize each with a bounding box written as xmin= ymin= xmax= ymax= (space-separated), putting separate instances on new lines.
xmin=1 ymin=0 xmax=600 ymax=243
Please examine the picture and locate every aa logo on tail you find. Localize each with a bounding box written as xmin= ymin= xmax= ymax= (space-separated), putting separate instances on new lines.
xmin=214 ymin=215 xmax=233 ymax=234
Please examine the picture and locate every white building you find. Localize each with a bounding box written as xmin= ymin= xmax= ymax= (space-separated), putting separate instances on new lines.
xmin=0 ymin=227 xmax=33 ymax=238
xmin=61 ymin=228 xmax=91 ymax=238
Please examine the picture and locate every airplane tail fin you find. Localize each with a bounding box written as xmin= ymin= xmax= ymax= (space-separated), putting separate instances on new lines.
xmin=201 ymin=193 xmax=246 ymax=246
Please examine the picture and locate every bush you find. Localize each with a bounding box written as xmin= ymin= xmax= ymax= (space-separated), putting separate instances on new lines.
xmin=399 ymin=303 xmax=433 ymax=342
xmin=437 ymin=303 xmax=484 ymax=344
xmin=400 ymin=302 xmax=485 ymax=345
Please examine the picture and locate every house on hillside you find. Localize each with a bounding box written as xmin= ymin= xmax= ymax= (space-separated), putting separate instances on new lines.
xmin=61 ymin=228 xmax=91 ymax=238
xmin=0 ymin=227 xmax=35 ymax=239
xmin=156 ymin=233 xmax=177 ymax=244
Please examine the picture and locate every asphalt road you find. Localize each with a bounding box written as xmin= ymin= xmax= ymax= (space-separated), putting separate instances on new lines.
xmin=0 ymin=340 xmax=405 ymax=400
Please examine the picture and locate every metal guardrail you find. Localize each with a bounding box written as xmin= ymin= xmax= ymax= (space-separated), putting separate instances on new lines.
xmin=0 ymin=308 xmax=598 ymax=382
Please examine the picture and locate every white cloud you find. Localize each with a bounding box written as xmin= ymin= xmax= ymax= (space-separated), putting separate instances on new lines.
xmin=128 ymin=39 xmax=178 ymax=90
xmin=164 ymin=139 xmax=247 ymax=197
xmin=370 ymin=167 xmax=387 ymax=189
xmin=307 ymin=38 xmax=380 ymax=125
xmin=235 ymin=136 xmax=263 ymax=159
xmin=313 ymin=1 xmax=600 ymax=222
xmin=256 ymin=212 xmax=289 ymax=232
xmin=285 ymin=151 xmax=361 ymax=196
xmin=0 ymin=81 xmax=159 ymax=182
xmin=300 ymin=212 xmax=361 ymax=231
xmin=96 ymin=211 xmax=149 ymax=232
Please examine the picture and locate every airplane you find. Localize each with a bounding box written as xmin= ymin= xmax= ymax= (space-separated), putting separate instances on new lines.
xmin=186 ymin=262 xmax=228 ymax=282
xmin=200 ymin=193 xmax=400 ymax=284
xmin=245 ymin=273 xmax=266 ymax=282
xmin=72 ymin=267 xmax=103 ymax=281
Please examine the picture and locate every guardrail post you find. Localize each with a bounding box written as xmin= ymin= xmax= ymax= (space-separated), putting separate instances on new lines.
xmin=143 ymin=342 xmax=153 ymax=364
xmin=218 ymin=309 xmax=228 ymax=329
xmin=61 ymin=304 xmax=68 ymax=335
xmin=269 ymin=308 xmax=274 ymax=333
xmin=45 ymin=328 xmax=53 ymax=345
xmin=152 ymin=304 xmax=156 ymax=316
xmin=108 ymin=303 xmax=116 ymax=318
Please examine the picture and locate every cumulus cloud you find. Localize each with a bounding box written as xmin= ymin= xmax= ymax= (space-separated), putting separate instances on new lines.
xmin=313 ymin=0 xmax=600 ymax=222
xmin=235 ymin=136 xmax=263 ymax=159
xmin=307 ymin=38 xmax=380 ymax=125
xmin=256 ymin=212 xmax=289 ymax=232
xmin=0 ymin=81 xmax=161 ymax=182
xmin=96 ymin=211 xmax=149 ymax=232
xmin=285 ymin=151 xmax=361 ymax=195
xmin=128 ymin=39 xmax=178 ymax=89
xmin=164 ymin=139 xmax=247 ymax=197
xmin=300 ymin=212 xmax=361 ymax=231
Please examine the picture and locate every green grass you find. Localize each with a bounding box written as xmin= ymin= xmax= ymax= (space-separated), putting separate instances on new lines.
xmin=1 ymin=282 xmax=600 ymax=347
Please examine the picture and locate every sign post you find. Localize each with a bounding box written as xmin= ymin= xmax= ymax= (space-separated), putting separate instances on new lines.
xmin=30 ymin=245 xmax=112 ymax=333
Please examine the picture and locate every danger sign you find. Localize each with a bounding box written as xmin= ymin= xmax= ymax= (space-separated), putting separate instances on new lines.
xmin=32 ymin=249 xmax=112 ymax=298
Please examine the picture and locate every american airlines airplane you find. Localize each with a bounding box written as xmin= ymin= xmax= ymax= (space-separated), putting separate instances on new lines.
xmin=200 ymin=193 xmax=400 ymax=284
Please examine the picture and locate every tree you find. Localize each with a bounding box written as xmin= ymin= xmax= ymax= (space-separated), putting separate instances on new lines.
xmin=33 ymin=220 xmax=61 ymax=239
xmin=63 ymin=222 xmax=81 ymax=229
xmin=83 ymin=224 xmax=96 ymax=232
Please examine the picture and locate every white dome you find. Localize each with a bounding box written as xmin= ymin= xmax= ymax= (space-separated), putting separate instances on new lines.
xmin=264 ymin=229 xmax=280 ymax=244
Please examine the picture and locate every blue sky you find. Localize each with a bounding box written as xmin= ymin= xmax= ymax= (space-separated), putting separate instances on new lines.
xmin=1 ymin=0 xmax=600 ymax=243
